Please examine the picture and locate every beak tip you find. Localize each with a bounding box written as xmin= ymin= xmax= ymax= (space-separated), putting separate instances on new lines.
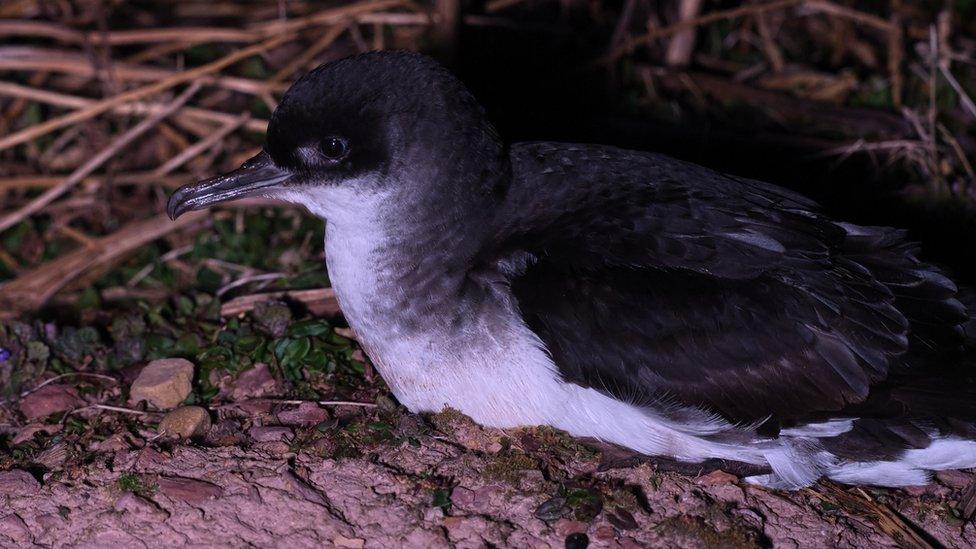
xmin=165 ymin=194 xmax=184 ymax=221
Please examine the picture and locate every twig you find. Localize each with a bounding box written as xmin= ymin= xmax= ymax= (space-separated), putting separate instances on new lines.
xmin=216 ymin=272 xmax=285 ymax=297
xmin=665 ymin=0 xmax=704 ymax=67
xmin=0 ymin=172 xmax=187 ymax=192
xmin=800 ymin=1 xmax=894 ymax=32
xmin=0 ymin=82 xmax=202 ymax=233
xmin=812 ymin=483 xmax=937 ymax=548
xmin=219 ymin=398 xmax=377 ymax=409
xmin=939 ymin=66 xmax=976 ymax=120
xmin=755 ymin=11 xmax=785 ymax=73
xmin=252 ymin=0 xmax=409 ymax=34
xmin=0 ymin=47 xmax=287 ymax=96
xmin=152 ymin=114 xmax=250 ymax=176
xmin=14 ymin=372 xmax=118 ymax=399
xmin=603 ymin=0 xmax=801 ymax=64
xmin=0 ymin=33 xmax=291 ymax=153
xmin=887 ymin=1 xmax=903 ymax=108
xmin=603 ymin=0 xmax=895 ymax=65
xmin=356 ymin=12 xmax=431 ymax=25
xmin=0 ymin=80 xmax=269 ymax=133
xmin=220 ymin=287 xmax=340 ymax=317
xmin=72 ymin=404 xmax=151 ymax=416
xmin=0 ymin=20 xmax=261 ymax=45
xmin=127 ymin=244 xmax=194 ymax=287
xmin=269 ymin=23 xmax=350 ymax=83
xmin=938 ymin=124 xmax=976 ymax=182
xmin=433 ymin=0 xmax=461 ymax=62
xmin=0 ymin=211 xmax=210 ymax=316
xmin=484 ymin=0 xmax=527 ymax=12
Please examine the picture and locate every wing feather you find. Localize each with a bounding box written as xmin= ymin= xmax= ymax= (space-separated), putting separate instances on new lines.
xmin=491 ymin=143 xmax=967 ymax=423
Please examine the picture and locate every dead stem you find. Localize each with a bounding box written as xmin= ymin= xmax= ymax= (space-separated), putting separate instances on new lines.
xmin=0 ymin=80 xmax=269 ymax=133
xmin=0 ymin=83 xmax=202 ymax=233
xmin=0 ymin=33 xmax=290 ymax=153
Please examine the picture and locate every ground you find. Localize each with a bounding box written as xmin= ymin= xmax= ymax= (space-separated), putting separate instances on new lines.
xmin=2 ymin=387 xmax=976 ymax=547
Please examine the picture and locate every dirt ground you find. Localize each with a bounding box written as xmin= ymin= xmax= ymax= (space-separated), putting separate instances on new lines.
xmin=2 ymin=407 xmax=974 ymax=548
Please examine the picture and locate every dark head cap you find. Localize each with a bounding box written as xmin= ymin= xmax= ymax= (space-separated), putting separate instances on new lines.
xmin=168 ymin=51 xmax=506 ymax=220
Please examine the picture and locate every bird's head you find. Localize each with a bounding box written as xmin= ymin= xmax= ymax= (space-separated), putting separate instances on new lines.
xmin=167 ymin=50 xmax=507 ymax=224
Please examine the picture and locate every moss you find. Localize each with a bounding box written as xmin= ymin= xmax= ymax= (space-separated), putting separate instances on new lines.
xmin=516 ymin=425 xmax=600 ymax=463
xmin=483 ymin=453 xmax=539 ymax=485
xmin=653 ymin=515 xmax=759 ymax=549
xmin=428 ymin=407 xmax=473 ymax=434
xmin=117 ymin=473 xmax=157 ymax=495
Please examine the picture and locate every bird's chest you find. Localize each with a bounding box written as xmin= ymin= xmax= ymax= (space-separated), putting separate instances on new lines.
xmin=323 ymin=229 xmax=566 ymax=426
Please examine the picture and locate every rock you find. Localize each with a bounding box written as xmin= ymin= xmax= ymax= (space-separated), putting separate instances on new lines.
xmin=115 ymin=492 xmax=167 ymax=519
xmin=450 ymin=486 xmax=475 ymax=507
xmin=0 ymin=470 xmax=40 ymax=496
xmin=593 ymin=524 xmax=615 ymax=541
xmin=694 ymin=469 xmax=738 ymax=486
xmin=157 ymin=476 xmax=223 ymax=504
xmin=33 ymin=442 xmax=68 ymax=470
xmin=333 ymin=535 xmax=365 ymax=548
xmin=554 ymin=518 xmax=588 ymax=537
xmin=12 ymin=423 xmax=62 ymax=445
xmin=18 ymin=384 xmax=81 ymax=420
xmin=0 ymin=514 xmax=31 ymax=544
xmin=34 ymin=514 xmax=63 ymax=530
xmin=204 ymin=420 xmax=245 ymax=446
xmin=229 ymin=363 xmax=278 ymax=401
xmin=276 ymin=402 xmax=329 ymax=426
xmin=89 ymin=433 xmax=129 ymax=453
xmin=535 ymin=497 xmax=570 ymax=521
xmin=129 ymin=358 xmax=194 ymax=409
xmin=249 ymin=425 xmax=294 ymax=443
xmin=901 ymin=484 xmax=944 ymax=497
xmin=133 ymin=448 xmax=168 ymax=468
xmin=936 ymin=469 xmax=973 ymax=490
xmin=606 ymin=508 xmax=638 ymax=531
xmin=565 ymin=532 xmax=589 ymax=549
xmin=158 ymin=406 xmax=211 ymax=439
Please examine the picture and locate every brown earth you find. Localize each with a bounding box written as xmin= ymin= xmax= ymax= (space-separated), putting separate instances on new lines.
xmin=1 ymin=410 xmax=974 ymax=548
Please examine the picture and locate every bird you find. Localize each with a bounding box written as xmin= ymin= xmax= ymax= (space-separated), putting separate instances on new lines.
xmin=168 ymin=50 xmax=976 ymax=489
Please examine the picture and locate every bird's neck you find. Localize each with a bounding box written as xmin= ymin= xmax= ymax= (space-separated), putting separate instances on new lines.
xmin=321 ymin=187 xmax=494 ymax=341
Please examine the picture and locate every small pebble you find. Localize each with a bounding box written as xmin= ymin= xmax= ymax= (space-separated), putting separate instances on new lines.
xmin=158 ymin=406 xmax=211 ymax=439
xmin=249 ymin=425 xmax=294 ymax=443
xmin=129 ymin=358 xmax=194 ymax=410
xmin=565 ymin=532 xmax=589 ymax=549
xmin=18 ymin=384 xmax=81 ymax=421
xmin=157 ymin=476 xmax=223 ymax=504
xmin=535 ymin=497 xmax=570 ymax=521
xmin=228 ymin=362 xmax=278 ymax=400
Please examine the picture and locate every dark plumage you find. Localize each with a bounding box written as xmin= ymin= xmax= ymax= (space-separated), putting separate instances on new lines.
xmin=168 ymin=50 xmax=976 ymax=488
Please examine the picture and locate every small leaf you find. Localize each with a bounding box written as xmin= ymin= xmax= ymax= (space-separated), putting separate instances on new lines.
xmin=534 ymin=497 xmax=569 ymax=521
xmin=431 ymin=489 xmax=451 ymax=510
xmin=286 ymin=319 xmax=331 ymax=338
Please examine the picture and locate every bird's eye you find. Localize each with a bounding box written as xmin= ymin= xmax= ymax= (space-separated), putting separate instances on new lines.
xmin=320 ymin=137 xmax=349 ymax=161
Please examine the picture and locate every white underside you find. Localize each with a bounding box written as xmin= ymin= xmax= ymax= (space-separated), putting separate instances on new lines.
xmin=287 ymin=185 xmax=976 ymax=489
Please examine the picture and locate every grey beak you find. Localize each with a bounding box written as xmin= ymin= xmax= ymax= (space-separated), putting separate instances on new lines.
xmin=167 ymin=151 xmax=293 ymax=220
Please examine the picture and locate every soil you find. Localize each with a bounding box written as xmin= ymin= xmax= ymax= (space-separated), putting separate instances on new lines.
xmin=2 ymin=409 xmax=974 ymax=548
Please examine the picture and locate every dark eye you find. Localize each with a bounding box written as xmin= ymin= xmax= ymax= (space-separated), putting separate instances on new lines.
xmin=320 ymin=137 xmax=349 ymax=160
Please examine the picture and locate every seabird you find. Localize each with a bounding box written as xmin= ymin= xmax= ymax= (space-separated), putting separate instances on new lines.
xmin=168 ymin=51 xmax=976 ymax=488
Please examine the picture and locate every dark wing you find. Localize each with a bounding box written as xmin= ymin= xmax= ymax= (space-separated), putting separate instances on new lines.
xmin=490 ymin=143 xmax=967 ymax=424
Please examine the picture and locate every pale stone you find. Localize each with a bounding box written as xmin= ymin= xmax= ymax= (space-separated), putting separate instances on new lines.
xmin=129 ymin=358 xmax=194 ymax=409
xmin=158 ymin=406 xmax=211 ymax=439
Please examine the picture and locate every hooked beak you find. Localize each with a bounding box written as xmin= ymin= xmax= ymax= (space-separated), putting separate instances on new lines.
xmin=167 ymin=151 xmax=293 ymax=220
